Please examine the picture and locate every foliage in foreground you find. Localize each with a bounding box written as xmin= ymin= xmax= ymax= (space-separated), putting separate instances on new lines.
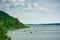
xmin=0 ymin=22 xmax=11 ymax=40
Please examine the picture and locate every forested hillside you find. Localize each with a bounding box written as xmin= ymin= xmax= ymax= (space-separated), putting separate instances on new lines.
xmin=0 ymin=11 xmax=29 ymax=30
xmin=0 ymin=10 xmax=29 ymax=40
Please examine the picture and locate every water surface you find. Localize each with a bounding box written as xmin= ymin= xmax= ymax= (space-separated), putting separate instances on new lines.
xmin=8 ymin=25 xmax=60 ymax=40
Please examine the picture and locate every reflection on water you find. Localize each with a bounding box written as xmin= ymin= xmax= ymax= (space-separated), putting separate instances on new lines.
xmin=8 ymin=25 xmax=60 ymax=40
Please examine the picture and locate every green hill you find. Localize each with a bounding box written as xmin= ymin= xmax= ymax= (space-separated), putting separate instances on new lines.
xmin=0 ymin=11 xmax=29 ymax=30
xmin=0 ymin=10 xmax=30 ymax=40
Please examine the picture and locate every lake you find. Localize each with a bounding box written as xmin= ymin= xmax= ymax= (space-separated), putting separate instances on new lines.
xmin=8 ymin=24 xmax=60 ymax=40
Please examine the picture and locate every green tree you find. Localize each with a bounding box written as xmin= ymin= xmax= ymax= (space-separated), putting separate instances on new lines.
xmin=0 ymin=22 xmax=11 ymax=40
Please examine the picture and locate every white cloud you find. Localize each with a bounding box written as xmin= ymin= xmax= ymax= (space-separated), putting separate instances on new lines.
xmin=0 ymin=4 xmax=3 ymax=10
xmin=38 ymin=6 xmax=48 ymax=11
xmin=11 ymin=0 xmax=25 ymax=6
xmin=5 ymin=4 xmax=10 ymax=7
xmin=12 ymin=0 xmax=17 ymax=2
xmin=1 ymin=0 xmax=6 ymax=2
xmin=25 ymin=3 xmax=32 ymax=10
xmin=45 ymin=3 xmax=60 ymax=9
xmin=33 ymin=2 xmax=39 ymax=7
xmin=24 ymin=3 xmax=47 ymax=11
xmin=0 ymin=4 xmax=1 ymax=6
xmin=28 ymin=3 xmax=31 ymax=8
xmin=22 ymin=2 xmax=53 ymax=12
xmin=19 ymin=0 xmax=25 ymax=3
xmin=11 ymin=0 xmax=25 ymax=3
xmin=22 ymin=3 xmax=25 ymax=6
xmin=13 ymin=3 xmax=21 ymax=6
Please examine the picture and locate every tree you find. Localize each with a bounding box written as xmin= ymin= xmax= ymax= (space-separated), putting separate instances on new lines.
xmin=0 ymin=22 xmax=11 ymax=40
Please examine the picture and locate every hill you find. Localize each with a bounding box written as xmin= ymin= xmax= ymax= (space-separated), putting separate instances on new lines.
xmin=0 ymin=10 xmax=30 ymax=40
xmin=0 ymin=11 xmax=29 ymax=30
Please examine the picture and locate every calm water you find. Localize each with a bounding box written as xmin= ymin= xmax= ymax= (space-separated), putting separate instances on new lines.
xmin=8 ymin=25 xmax=60 ymax=40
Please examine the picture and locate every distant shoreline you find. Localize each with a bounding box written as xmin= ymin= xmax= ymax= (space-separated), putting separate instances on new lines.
xmin=26 ymin=23 xmax=60 ymax=25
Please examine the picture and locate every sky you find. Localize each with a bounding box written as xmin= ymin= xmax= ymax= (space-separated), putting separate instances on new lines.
xmin=0 ymin=0 xmax=60 ymax=24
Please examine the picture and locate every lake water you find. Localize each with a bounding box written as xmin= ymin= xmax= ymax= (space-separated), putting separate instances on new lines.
xmin=8 ymin=25 xmax=60 ymax=40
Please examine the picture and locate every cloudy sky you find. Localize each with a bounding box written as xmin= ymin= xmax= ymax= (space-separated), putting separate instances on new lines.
xmin=0 ymin=0 xmax=60 ymax=24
